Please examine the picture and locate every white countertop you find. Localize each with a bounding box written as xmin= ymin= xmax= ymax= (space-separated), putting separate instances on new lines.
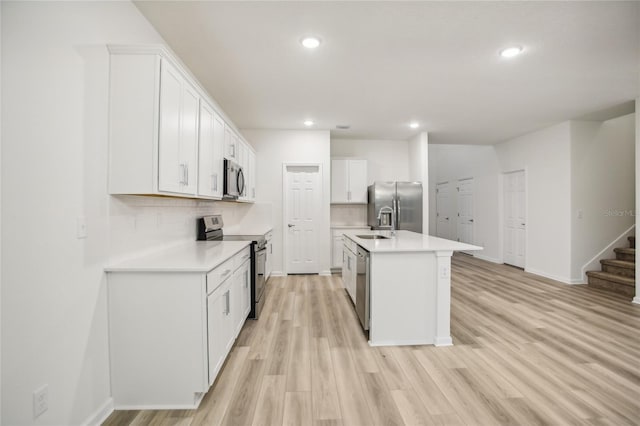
xmin=105 ymin=241 xmax=251 ymax=273
xmin=343 ymin=230 xmax=483 ymax=253
xmin=331 ymin=224 xmax=371 ymax=229
xmin=223 ymin=224 xmax=273 ymax=236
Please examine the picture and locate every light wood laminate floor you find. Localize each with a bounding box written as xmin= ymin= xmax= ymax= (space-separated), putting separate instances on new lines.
xmin=103 ymin=254 xmax=640 ymax=426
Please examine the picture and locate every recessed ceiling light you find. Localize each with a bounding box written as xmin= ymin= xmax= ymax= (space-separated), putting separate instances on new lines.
xmin=336 ymin=124 xmax=351 ymax=130
xmin=301 ymin=36 xmax=321 ymax=49
xmin=409 ymin=122 xmax=420 ymax=129
xmin=500 ymin=46 xmax=523 ymax=58
xmin=304 ymin=120 xmax=314 ymax=126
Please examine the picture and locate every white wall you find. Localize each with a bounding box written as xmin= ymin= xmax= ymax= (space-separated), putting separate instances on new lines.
xmin=408 ymin=132 xmax=429 ymax=234
xmin=243 ymin=130 xmax=331 ymax=275
xmin=0 ymin=2 xmax=227 ymax=425
xmin=571 ymin=115 xmax=635 ymax=281
xmin=330 ymin=138 xmax=410 ymax=183
xmin=495 ymin=122 xmax=573 ymax=282
xmin=428 ymin=144 xmax=501 ymax=262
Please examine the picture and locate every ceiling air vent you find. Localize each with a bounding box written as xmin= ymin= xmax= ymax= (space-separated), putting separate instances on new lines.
xmin=336 ymin=125 xmax=350 ymax=130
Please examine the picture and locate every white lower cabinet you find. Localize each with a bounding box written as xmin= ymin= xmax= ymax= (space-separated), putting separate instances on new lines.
xmin=207 ymin=278 xmax=232 ymax=386
xmin=342 ymin=240 xmax=358 ymax=304
xmin=265 ymin=230 xmax=273 ymax=281
xmin=233 ymin=257 xmax=251 ymax=337
xmin=332 ymin=228 xmax=370 ymax=269
xmin=108 ymin=246 xmax=251 ymax=409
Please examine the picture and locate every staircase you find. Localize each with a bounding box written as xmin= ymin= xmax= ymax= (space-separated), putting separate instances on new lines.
xmin=586 ymin=236 xmax=635 ymax=297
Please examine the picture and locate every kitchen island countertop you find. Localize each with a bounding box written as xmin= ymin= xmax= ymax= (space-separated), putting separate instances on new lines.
xmin=343 ymin=230 xmax=482 ymax=253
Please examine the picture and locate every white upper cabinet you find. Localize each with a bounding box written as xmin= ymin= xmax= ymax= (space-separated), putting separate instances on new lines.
xmin=224 ymin=125 xmax=238 ymax=161
xmin=235 ymin=138 xmax=256 ymax=203
xmin=197 ymin=101 xmax=224 ymax=199
xmin=108 ymin=45 xmax=254 ymax=202
xmin=331 ymin=159 xmax=368 ymax=204
xmin=158 ymin=60 xmax=199 ymax=195
xmin=248 ymin=150 xmax=256 ymax=201
xmin=237 ymin=140 xmax=248 ymax=201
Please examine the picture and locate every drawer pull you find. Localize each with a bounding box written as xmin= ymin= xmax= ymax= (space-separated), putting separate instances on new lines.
xmin=221 ymin=269 xmax=232 ymax=279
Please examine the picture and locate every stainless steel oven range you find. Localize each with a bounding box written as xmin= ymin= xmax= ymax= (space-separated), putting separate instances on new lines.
xmin=197 ymin=215 xmax=267 ymax=319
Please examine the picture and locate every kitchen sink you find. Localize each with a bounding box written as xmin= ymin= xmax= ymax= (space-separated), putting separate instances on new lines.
xmin=356 ymin=234 xmax=390 ymax=240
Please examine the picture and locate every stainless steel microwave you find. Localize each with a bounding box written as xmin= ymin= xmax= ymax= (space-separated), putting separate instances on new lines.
xmin=223 ymin=159 xmax=245 ymax=199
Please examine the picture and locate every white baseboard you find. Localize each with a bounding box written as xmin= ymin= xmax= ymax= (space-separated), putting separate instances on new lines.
xmin=319 ymin=270 xmax=332 ymax=276
xmin=82 ymin=398 xmax=114 ymax=426
xmin=270 ymin=271 xmax=285 ymax=277
xmin=524 ymin=267 xmax=581 ymax=285
xmin=472 ymin=254 xmax=502 ymax=264
xmin=434 ymin=336 xmax=453 ymax=347
xmin=368 ymin=338 xmax=434 ymax=347
xmin=633 ymin=296 xmax=640 ymax=305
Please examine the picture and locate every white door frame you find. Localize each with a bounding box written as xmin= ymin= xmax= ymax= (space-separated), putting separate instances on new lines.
xmin=435 ymin=181 xmax=451 ymax=239
xmin=456 ymin=177 xmax=474 ymax=254
xmin=282 ymin=163 xmax=323 ymax=275
xmin=501 ymin=169 xmax=527 ymax=269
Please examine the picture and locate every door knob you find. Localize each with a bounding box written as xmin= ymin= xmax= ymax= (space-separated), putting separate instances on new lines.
xmin=288 ymin=224 xmax=295 ymax=228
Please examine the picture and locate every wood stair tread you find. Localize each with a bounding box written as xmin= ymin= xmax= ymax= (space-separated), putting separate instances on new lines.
xmin=600 ymin=259 xmax=635 ymax=269
xmin=613 ymin=247 xmax=635 ymax=254
xmin=586 ymin=271 xmax=635 ymax=286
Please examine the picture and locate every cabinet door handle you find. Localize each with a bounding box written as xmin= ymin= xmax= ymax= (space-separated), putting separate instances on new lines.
xmin=347 ymin=190 xmax=351 ymax=201
xmin=179 ymin=164 xmax=185 ymax=185
xmin=224 ymin=290 xmax=230 ymax=315
xmin=186 ymin=164 xmax=189 ymax=185
xmin=230 ymin=144 xmax=235 ymax=158
xmin=245 ymin=272 xmax=249 ymax=288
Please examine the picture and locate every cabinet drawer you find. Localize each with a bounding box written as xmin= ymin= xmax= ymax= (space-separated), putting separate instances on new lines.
xmin=207 ymin=258 xmax=234 ymax=294
xmin=235 ymin=247 xmax=251 ymax=269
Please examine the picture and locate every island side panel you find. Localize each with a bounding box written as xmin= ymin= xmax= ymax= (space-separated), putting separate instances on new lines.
xmin=108 ymin=272 xmax=208 ymax=409
xmin=368 ymin=251 xmax=437 ymax=346
xmin=434 ymin=251 xmax=454 ymax=346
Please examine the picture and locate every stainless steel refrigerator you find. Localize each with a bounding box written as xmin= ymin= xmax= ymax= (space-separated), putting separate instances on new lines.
xmin=367 ymin=182 xmax=423 ymax=233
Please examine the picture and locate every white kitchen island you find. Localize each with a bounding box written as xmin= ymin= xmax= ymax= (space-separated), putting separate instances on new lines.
xmin=343 ymin=230 xmax=481 ymax=347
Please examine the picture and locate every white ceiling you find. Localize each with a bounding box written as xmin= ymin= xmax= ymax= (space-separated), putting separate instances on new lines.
xmin=134 ymin=1 xmax=639 ymax=144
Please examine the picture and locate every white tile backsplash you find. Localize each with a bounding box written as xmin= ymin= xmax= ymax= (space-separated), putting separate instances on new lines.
xmin=108 ymin=196 xmax=273 ymax=263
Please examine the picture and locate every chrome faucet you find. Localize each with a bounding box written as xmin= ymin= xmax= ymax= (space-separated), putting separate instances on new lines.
xmin=377 ymin=206 xmax=396 ymax=236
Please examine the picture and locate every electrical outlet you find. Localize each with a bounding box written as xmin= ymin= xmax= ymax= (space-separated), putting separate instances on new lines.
xmin=76 ymin=217 xmax=87 ymax=239
xmin=33 ymin=384 xmax=48 ymax=418
xmin=439 ymin=264 xmax=450 ymax=279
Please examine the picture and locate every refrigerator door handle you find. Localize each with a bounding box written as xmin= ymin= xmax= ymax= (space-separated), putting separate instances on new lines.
xmin=394 ymin=196 xmax=400 ymax=230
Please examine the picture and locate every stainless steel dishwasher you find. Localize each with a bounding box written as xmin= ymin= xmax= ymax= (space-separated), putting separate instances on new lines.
xmin=355 ymin=245 xmax=370 ymax=331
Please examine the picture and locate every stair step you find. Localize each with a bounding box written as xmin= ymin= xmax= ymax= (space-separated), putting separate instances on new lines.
xmin=586 ymin=271 xmax=635 ymax=297
xmin=629 ymin=236 xmax=635 ymax=249
xmin=614 ymin=247 xmax=635 ymax=262
xmin=600 ymin=259 xmax=635 ymax=278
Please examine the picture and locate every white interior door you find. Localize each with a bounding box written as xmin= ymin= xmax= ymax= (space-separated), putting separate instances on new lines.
xmin=285 ymin=165 xmax=321 ymax=274
xmin=504 ymin=171 xmax=526 ymax=268
xmin=436 ymin=182 xmax=451 ymax=239
xmin=457 ymin=178 xmax=474 ymax=253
